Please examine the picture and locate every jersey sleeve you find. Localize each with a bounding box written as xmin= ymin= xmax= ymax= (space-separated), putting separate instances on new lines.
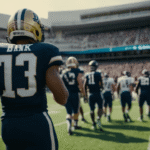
xmin=45 ymin=44 xmax=63 ymax=70
xmin=77 ymin=68 xmax=84 ymax=74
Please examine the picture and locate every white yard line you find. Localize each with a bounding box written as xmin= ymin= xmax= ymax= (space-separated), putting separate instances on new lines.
xmin=147 ymin=136 xmax=150 ymax=150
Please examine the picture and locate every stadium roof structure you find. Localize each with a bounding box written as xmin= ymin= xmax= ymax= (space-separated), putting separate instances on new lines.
xmin=49 ymin=1 xmax=150 ymax=34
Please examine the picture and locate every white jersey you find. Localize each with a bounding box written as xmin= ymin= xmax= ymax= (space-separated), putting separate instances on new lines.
xmin=103 ymin=77 xmax=114 ymax=92
xmin=118 ymin=76 xmax=134 ymax=93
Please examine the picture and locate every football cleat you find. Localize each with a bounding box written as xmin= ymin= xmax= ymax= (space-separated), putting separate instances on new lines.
xmin=7 ymin=8 xmax=44 ymax=44
xmin=91 ymin=123 xmax=97 ymax=130
xmin=123 ymin=114 xmax=127 ymax=122
xmin=126 ymin=114 xmax=132 ymax=122
xmin=99 ymin=128 xmax=104 ymax=132
xmin=82 ymin=118 xmax=88 ymax=123
xmin=107 ymin=115 xmax=111 ymax=122
xmin=140 ymin=116 xmax=143 ymax=122
xmin=68 ymin=129 xmax=73 ymax=135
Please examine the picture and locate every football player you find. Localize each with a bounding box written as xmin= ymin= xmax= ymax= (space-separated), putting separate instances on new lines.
xmin=0 ymin=9 xmax=69 ymax=150
xmin=103 ymin=73 xmax=115 ymax=122
xmin=117 ymin=71 xmax=134 ymax=122
xmin=84 ymin=60 xmax=104 ymax=131
xmin=62 ymin=56 xmax=86 ymax=135
xmin=135 ymin=69 xmax=150 ymax=121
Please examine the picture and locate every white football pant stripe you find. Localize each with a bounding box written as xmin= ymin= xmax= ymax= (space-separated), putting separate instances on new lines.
xmin=43 ymin=112 xmax=56 ymax=150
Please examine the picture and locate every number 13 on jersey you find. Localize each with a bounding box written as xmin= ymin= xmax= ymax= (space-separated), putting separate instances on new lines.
xmin=0 ymin=54 xmax=37 ymax=98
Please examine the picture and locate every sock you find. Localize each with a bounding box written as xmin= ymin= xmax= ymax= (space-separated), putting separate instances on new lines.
xmin=74 ymin=119 xmax=78 ymax=127
xmin=97 ymin=116 xmax=100 ymax=120
xmin=126 ymin=110 xmax=129 ymax=114
xmin=123 ymin=113 xmax=126 ymax=118
xmin=66 ymin=118 xmax=72 ymax=131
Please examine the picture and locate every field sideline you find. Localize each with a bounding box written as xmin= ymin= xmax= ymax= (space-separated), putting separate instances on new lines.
xmin=0 ymin=93 xmax=150 ymax=150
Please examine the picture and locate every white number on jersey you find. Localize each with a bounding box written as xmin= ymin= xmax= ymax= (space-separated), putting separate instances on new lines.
xmin=88 ymin=73 xmax=95 ymax=85
xmin=121 ymin=79 xmax=129 ymax=88
xmin=0 ymin=54 xmax=37 ymax=98
xmin=141 ymin=78 xmax=149 ymax=85
xmin=64 ymin=72 xmax=75 ymax=85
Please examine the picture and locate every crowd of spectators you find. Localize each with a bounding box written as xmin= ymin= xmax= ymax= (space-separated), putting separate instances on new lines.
xmin=46 ymin=27 xmax=150 ymax=50
xmin=80 ymin=59 xmax=150 ymax=81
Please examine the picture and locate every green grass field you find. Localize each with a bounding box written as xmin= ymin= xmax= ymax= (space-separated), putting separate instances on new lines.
xmin=0 ymin=93 xmax=150 ymax=150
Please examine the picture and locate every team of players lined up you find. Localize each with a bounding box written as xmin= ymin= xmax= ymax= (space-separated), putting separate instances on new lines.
xmin=60 ymin=56 xmax=150 ymax=135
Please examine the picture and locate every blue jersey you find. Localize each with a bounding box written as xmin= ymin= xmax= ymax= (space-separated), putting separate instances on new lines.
xmin=138 ymin=76 xmax=150 ymax=93
xmin=0 ymin=42 xmax=63 ymax=118
xmin=85 ymin=71 xmax=102 ymax=93
xmin=62 ymin=68 xmax=83 ymax=93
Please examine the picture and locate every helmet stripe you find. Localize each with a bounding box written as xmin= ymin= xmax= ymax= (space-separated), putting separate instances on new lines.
xmin=17 ymin=9 xmax=23 ymax=30
xmin=21 ymin=9 xmax=27 ymax=21
xmin=14 ymin=12 xmax=18 ymax=29
xmin=20 ymin=9 xmax=27 ymax=30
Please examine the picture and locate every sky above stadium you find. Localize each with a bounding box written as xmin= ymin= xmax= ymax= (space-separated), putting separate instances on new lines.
xmin=0 ymin=0 xmax=149 ymax=18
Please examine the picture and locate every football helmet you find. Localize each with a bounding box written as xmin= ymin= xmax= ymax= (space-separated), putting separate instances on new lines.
xmin=126 ymin=71 xmax=131 ymax=77
xmin=7 ymin=8 xmax=44 ymax=43
xmin=66 ymin=56 xmax=79 ymax=68
xmin=88 ymin=60 xmax=98 ymax=71
xmin=142 ymin=69 xmax=149 ymax=76
xmin=104 ymin=73 xmax=109 ymax=78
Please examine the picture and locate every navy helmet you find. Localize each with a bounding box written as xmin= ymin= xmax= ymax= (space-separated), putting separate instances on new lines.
xmin=88 ymin=60 xmax=98 ymax=71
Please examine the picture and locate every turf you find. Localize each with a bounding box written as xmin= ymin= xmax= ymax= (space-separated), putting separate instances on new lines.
xmin=0 ymin=93 xmax=150 ymax=150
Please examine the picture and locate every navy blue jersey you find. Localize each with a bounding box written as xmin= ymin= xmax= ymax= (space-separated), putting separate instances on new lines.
xmin=0 ymin=43 xmax=63 ymax=118
xmin=138 ymin=76 xmax=150 ymax=93
xmin=62 ymin=68 xmax=83 ymax=93
xmin=85 ymin=71 xmax=102 ymax=93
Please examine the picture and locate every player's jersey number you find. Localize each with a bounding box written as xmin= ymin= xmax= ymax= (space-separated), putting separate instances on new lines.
xmin=104 ymin=81 xmax=111 ymax=89
xmin=88 ymin=73 xmax=95 ymax=85
xmin=0 ymin=54 xmax=37 ymax=98
xmin=121 ymin=80 xmax=130 ymax=88
xmin=64 ymin=72 xmax=75 ymax=85
xmin=141 ymin=78 xmax=149 ymax=85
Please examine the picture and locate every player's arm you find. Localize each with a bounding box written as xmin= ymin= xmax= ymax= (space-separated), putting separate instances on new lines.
xmin=111 ymin=83 xmax=116 ymax=93
xmin=77 ymin=73 xmax=86 ymax=97
xmin=117 ymin=83 xmax=120 ymax=95
xmin=129 ymin=83 xmax=134 ymax=93
xmin=83 ymin=77 xmax=88 ymax=97
xmin=99 ymin=74 xmax=103 ymax=90
xmin=135 ymin=81 xmax=140 ymax=95
xmin=83 ymin=77 xmax=88 ymax=103
xmin=46 ymin=65 xmax=69 ymax=105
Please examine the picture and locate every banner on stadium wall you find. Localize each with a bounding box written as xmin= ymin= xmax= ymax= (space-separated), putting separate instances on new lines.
xmin=60 ymin=44 xmax=150 ymax=55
